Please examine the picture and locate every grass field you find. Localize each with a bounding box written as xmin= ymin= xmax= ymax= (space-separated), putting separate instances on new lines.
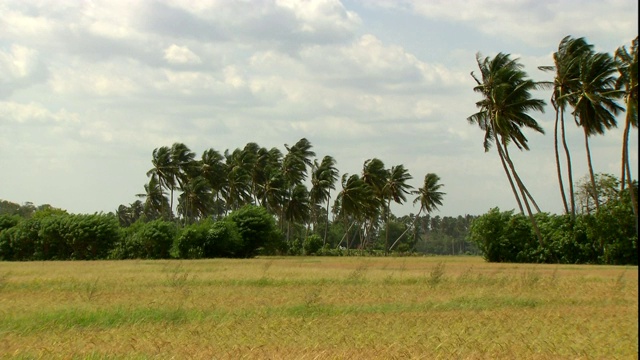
xmin=0 ymin=256 xmax=637 ymax=359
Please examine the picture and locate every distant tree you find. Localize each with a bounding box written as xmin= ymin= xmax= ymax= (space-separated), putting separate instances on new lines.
xmin=540 ymin=36 xmax=594 ymax=217
xmin=468 ymin=52 xmax=546 ymax=245
xmin=615 ymin=36 xmax=639 ymax=220
xmin=390 ymin=173 xmax=445 ymax=251
xmin=571 ymin=51 xmax=623 ymax=212
xmin=381 ymin=164 xmax=413 ymax=254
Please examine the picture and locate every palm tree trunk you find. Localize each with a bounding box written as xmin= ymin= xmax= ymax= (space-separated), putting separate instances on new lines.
xmin=561 ymin=112 xmax=576 ymax=219
xmin=496 ymin=144 xmax=525 ymax=214
xmin=621 ymin=114 xmax=632 ymax=192
xmin=497 ymin=139 xmax=545 ymax=247
xmin=385 ymin=199 xmax=391 ymax=255
xmin=323 ymin=192 xmax=331 ymax=247
xmin=622 ymin=111 xmax=638 ymax=222
xmin=554 ymin=107 xmax=570 ymax=214
xmin=390 ymin=209 xmax=422 ymax=251
xmin=503 ymin=146 xmax=542 ymax=213
xmin=584 ymin=129 xmax=600 ymax=213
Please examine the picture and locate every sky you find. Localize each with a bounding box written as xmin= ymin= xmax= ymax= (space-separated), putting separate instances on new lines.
xmin=0 ymin=0 xmax=638 ymax=218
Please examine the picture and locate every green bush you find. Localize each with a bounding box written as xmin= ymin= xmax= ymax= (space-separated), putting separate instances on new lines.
xmin=469 ymin=204 xmax=637 ymax=265
xmin=228 ymin=205 xmax=283 ymax=257
xmin=113 ymin=220 xmax=177 ymax=259
xmin=302 ymin=234 xmax=323 ymax=255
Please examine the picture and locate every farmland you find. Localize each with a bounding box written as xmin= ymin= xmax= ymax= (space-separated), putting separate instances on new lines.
xmin=0 ymin=257 xmax=637 ymax=359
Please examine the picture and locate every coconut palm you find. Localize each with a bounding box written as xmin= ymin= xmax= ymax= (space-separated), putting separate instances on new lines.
xmin=335 ymin=173 xmax=376 ymax=251
xmin=310 ymin=155 xmax=339 ymax=245
xmin=177 ymin=176 xmax=213 ymax=224
xmin=390 ymin=173 xmax=445 ymax=251
xmin=381 ymin=164 xmax=413 ymax=254
xmin=540 ymin=36 xmax=594 ymax=217
xmin=281 ymin=138 xmax=315 ymax=233
xmin=137 ymin=173 xmax=170 ymax=221
xmin=615 ymin=36 xmax=638 ymax=218
xmin=200 ymin=148 xmax=227 ymax=217
xmin=571 ymin=51 xmax=624 ymax=212
xmin=223 ymin=148 xmax=253 ymax=212
xmin=468 ymin=52 xmax=546 ymax=245
xmin=284 ymin=184 xmax=311 ymax=241
xmin=146 ymin=146 xmax=174 ymax=218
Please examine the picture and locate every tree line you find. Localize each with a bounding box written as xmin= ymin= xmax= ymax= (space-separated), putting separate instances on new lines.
xmin=465 ymin=35 xmax=637 ymax=264
xmin=1 ymin=35 xmax=636 ymax=263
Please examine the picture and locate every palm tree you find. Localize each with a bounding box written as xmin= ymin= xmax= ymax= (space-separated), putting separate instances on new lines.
xmin=147 ymin=146 xmax=174 ymax=218
xmin=335 ymin=173 xmax=376 ymax=251
xmin=390 ymin=173 xmax=445 ymax=251
xmin=177 ymin=176 xmax=213 ymax=224
xmin=540 ymin=36 xmax=594 ymax=217
xmin=223 ymin=148 xmax=252 ymax=212
xmin=468 ymin=52 xmax=546 ymax=245
xmin=282 ymin=138 xmax=315 ymax=234
xmin=137 ymin=173 xmax=170 ymax=220
xmin=200 ymin=148 xmax=227 ymax=218
xmin=310 ymin=155 xmax=339 ymax=245
xmin=381 ymin=164 xmax=413 ymax=254
xmin=615 ymin=36 xmax=638 ymax=219
xmin=284 ymin=184 xmax=311 ymax=241
xmin=361 ymin=158 xmax=387 ymax=248
xmin=571 ymin=51 xmax=624 ymax=212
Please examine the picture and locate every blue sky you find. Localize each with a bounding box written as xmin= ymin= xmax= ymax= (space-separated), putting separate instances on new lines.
xmin=0 ymin=0 xmax=637 ymax=217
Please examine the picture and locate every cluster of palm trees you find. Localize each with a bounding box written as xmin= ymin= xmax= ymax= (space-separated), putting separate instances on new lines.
xmin=136 ymin=138 xmax=445 ymax=252
xmin=468 ymin=35 xmax=638 ymax=244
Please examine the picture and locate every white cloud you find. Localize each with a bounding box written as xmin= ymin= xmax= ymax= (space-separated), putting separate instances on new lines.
xmin=163 ymin=44 xmax=202 ymax=65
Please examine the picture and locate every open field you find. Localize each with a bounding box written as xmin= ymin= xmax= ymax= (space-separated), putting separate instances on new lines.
xmin=0 ymin=256 xmax=637 ymax=359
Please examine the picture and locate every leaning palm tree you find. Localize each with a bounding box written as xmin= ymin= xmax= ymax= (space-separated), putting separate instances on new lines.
xmin=137 ymin=173 xmax=170 ymax=221
xmin=570 ymin=51 xmax=624 ymax=212
xmin=310 ymin=155 xmax=339 ymax=245
xmin=381 ymin=164 xmax=413 ymax=254
xmin=335 ymin=173 xmax=376 ymax=251
xmin=200 ymin=148 xmax=226 ymax=218
xmin=223 ymin=148 xmax=253 ymax=212
xmin=615 ymin=36 xmax=638 ymax=219
xmin=147 ymin=146 xmax=174 ymax=218
xmin=177 ymin=176 xmax=213 ymax=224
xmin=390 ymin=173 xmax=445 ymax=251
xmin=540 ymin=36 xmax=594 ymax=217
xmin=468 ymin=52 xmax=546 ymax=245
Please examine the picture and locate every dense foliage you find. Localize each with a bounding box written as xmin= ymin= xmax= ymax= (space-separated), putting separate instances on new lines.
xmin=469 ymin=181 xmax=637 ymax=265
xmin=1 ymin=35 xmax=637 ymax=263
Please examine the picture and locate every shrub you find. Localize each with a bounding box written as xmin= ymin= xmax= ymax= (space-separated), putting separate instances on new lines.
xmin=113 ymin=220 xmax=177 ymax=259
xmin=227 ymin=205 xmax=283 ymax=257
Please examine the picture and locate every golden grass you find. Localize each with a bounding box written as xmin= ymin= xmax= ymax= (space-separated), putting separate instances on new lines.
xmin=0 ymin=257 xmax=637 ymax=359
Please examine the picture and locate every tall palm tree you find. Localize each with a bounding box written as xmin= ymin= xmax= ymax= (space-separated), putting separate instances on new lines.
xmin=540 ymin=36 xmax=594 ymax=217
xmin=147 ymin=146 xmax=174 ymax=218
xmin=615 ymin=36 xmax=638 ymax=219
xmin=255 ymin=147 xmax=285 ymax=216
xmin=468 ymin=52 xmax=546 ymax=245
xmin=361 ymin=158 xmax=387 ymax=248
xmin=200 ymin=148 xmax=227 ymax=218
xmin=571 ymin=51 xmax=624 ymax=212
xmin=335 ymin=173 xmax=376 ymax=251
xmin=223 ymin=148 xmax=252 ymax=212
xmin=310 ymin=155 xmax=339 ymax=245
xmin=381 ymin=164 xmax=413 ymax=254
xmin=282 ymin=138 xmax=315 ymax=234
xmin=137 ymin=173 xmax=170 ymax=220
xmin=177 ymin=176 xmax=213 ymax=224
xmin=390 ymin=173 xmax=445 ymax=251
xmin=284 ymin=184 xmax=311 ymax=241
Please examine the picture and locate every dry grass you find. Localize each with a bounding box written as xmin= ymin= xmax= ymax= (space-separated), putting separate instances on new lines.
xmin=0 ymin=257 xmax=637 ymax=359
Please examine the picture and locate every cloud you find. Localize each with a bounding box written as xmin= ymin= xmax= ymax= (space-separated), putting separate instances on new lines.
xmin=0 ymin=44 xmax=47 ymax=97
xmin=163 ymin=44 xmax=202 ymax=64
